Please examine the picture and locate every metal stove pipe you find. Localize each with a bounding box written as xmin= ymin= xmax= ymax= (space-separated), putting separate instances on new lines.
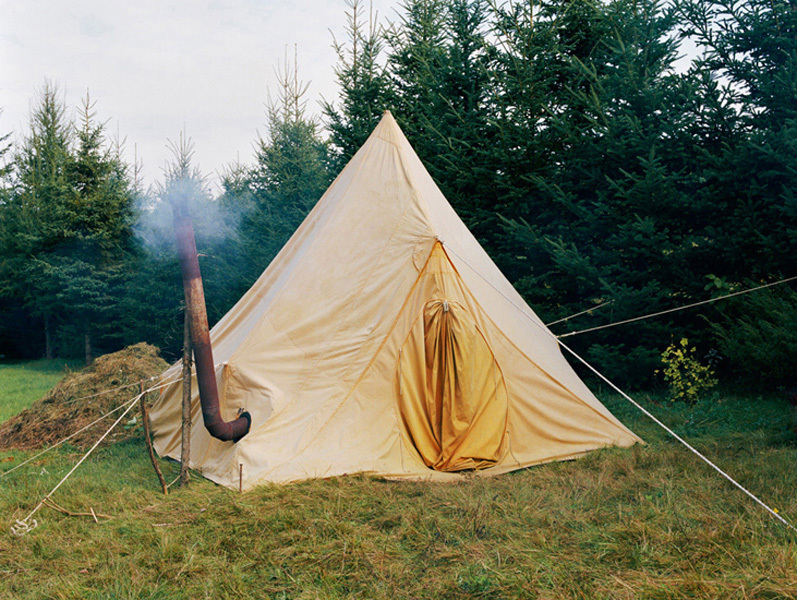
xmin=172 ymin=200 xmax=251 ymax=442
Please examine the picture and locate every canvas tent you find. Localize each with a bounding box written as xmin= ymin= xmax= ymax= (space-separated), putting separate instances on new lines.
xmin=150 ymin=111 xmax=641 ymax=490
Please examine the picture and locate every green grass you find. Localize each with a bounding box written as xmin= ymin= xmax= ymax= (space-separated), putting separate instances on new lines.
xmin=0 ymin=359 xmax=82 ymax=422
xmin=0 ymin=367 xmax=795 ymax=599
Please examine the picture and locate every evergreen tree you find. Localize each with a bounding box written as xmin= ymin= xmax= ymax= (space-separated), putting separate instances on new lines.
xmin=230 ymin=52 xmax=331 ymax=290
xmin=674 ymin=0 xmax=797 ymax=382
xmin=0 ymin=108 xmax=27 ymax=357
xmin=0 ymin=86 xmax=135 ymax=363
xmin=119 ymin=132 xmax=231 ymax=359
xmin=149 ymin=133 xmax=216 ymax=348
xmin=0 ymin=108 xmax=11 ymax=182
xmin=500 ymin=0 xmax=706 ymax=384
xmin=674 ymin=0 xmax=797 ymax=279
xmin=56 ymin=93 xmax=135 ymax=363
xmin=390 ymin=0 xmax=499 ymax=237
xmin=323 ymin=0 xmax=395 ymax=171
xmin=0 ymin=83 xmax=74 ymax=358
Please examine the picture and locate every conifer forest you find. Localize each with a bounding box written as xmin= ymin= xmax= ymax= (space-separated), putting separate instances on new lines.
xmin=0 ymin=0 xmax=795 ymax=390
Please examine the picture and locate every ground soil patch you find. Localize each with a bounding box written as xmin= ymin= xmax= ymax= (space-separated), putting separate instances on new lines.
xmin=0 ymin=343 xmax=168 ymax=450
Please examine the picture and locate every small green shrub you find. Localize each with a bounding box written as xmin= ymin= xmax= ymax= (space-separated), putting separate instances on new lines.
xmin=657 ymin=338 xmax=717 ymax=403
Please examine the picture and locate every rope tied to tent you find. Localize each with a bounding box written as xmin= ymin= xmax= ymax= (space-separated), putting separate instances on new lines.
xmin=1 ymin=374 xmax=182 ymax=480
xmin=8 ymin=376 xmax=180 ymax=536
xmin=555 ymin=275 xmax=797 ymax=338
xmin=441 ymin=242 xmax=797 ymax=534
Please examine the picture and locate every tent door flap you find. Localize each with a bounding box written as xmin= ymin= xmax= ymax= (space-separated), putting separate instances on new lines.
xmin=398 ymin=299 xmax=508 ymax=472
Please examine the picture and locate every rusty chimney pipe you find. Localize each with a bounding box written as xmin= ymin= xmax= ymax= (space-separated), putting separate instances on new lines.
xmin=172 ymin=200 xmax=251 ymax=442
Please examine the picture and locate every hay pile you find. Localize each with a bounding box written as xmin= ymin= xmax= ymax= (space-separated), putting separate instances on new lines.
xmin=0 ymin=343 xmax=169 ymax=450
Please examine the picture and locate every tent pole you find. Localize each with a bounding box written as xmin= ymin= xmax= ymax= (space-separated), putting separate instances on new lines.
xmin=140 ymin=382 xmax=168 ymax=494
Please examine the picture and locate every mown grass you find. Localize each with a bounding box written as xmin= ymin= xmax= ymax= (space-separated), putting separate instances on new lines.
xmin=0 ymin=359 xmax=82 ymax=423
xmin=1 ymin=376 xmax=795 ymax=599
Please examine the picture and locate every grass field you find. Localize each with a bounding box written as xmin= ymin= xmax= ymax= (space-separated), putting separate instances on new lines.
xmin=0 ymin=359 xmax=82 ymax=422
xmin=1 ymin=364 xmax=795 ymax=599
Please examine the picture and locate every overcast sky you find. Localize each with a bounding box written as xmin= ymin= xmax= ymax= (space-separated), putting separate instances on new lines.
xmin=0 ymin=0 xmax=398 ymax=189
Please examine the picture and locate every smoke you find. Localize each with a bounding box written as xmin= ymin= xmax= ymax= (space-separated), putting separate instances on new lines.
xmin=132 ymin=135 xmax=249 ymax=257
xmin=132 ymin=190 xmax=174 ymax=255
xmin=132 ymin=179 xmax=243 ymax=256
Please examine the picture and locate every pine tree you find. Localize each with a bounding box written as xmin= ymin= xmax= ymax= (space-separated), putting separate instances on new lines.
xmin=56 ymin=92 xmax=135 ymax=364
xmin=1 ymin=82 xmax=74 ymax=358
xmin=673 ymin=0 xmax=797 ymax=382
xmin=0 ymin=108 xmax=11 ymax=182
xmin=0 ymin=86 xmax=136 ymax=362
xmin=323 ymin=0 xmax=395 ymax=171
xmin=231 ymin=51 xmax=331 ymax=289
xmin=120 ymin=132 xmax=220 ymax=358
xmin=674 ymin=0 xmax=797 ymax=280
xmin=497 ymin=0 xmax=705 ymax=384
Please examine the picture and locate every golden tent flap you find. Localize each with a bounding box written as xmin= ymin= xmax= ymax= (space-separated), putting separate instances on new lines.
xmin=398 ymin=298 xmax=508 ymax=471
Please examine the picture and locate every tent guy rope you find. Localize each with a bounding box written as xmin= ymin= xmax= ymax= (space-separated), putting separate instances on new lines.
xmin=8 ymin=375 xmax=184 ymax=536
xmin=555 ymin=336 xmax=797 ymax=533
xmin=1 ymin=375 xmax=182 ymax=480
xmin=545 ymin=299 xmax=614 ymax=327
xmin=443 ymin=243 xmax=796 ymax=533
xmin=10 ymin=394 xmax=141 ymax=536
xmin=556 ymin=275 xmax=797 ymax=338
xmin=62 ymin=375 xmax=162 ymax=405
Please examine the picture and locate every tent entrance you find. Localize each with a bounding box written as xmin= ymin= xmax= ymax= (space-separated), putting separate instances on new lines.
xmin=398 ymin=299 xmax=508 ymax=471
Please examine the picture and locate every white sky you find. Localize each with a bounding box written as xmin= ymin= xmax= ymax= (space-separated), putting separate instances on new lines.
xmin=0 ymin=0 xmax=399 ymax=190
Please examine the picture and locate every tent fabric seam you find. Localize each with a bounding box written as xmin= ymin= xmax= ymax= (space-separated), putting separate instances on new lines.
xmin=236 ymin=205 xmax=423 ymax=445
xmin=284 ymin=197 xmax=417 ymax=407
xmin=228 ymin=139 xmax=376 ymax=369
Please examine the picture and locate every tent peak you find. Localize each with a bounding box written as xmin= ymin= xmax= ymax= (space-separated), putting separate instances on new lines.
xmin=371 ymin=110 xmax=405 ymax=147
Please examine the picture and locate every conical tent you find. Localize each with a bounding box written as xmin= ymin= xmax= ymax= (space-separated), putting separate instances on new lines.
xmin=150 ymin=112 xmax=641 ymax=490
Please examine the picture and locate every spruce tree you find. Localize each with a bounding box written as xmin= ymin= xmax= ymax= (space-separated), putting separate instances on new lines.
xmin=57 ymin=93 xmax=135 ymax=364
xmin=323 ymin=0 xmax=395 ymax=171
xmin=0 ymin=86 xmax=135 ymax=362
xmin=673 ymin=0 xmax=797 ymax=382
xmin=496 ymin=0 xmax=704 ymax=384
xmin=2 ymin=83 xmax=74 ymax=358
xmin=230 ymin=52 xmax=331 ymax=291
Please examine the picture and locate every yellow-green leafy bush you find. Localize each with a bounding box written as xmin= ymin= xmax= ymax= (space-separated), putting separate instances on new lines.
xmin=657 ymin=338 xmax=717 ymax=403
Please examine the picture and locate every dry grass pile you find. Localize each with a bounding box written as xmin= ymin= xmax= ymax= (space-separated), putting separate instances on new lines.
xmin=0 ymin=343 xmax=168 ymax=451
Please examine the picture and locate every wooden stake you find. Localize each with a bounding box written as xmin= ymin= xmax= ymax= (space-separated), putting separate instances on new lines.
xmin=239 ymin=463 xmax=243 ymax=493
xmin=43 ymin=498 xmax=112 ymax=521
xmin=140 ymin=382 xmax=168 ymax=494
xmin=180 ymin=309 xmax=192 ymax=487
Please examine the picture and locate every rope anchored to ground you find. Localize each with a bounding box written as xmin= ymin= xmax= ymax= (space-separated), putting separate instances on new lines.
xmin=7 ymin=375 xmax=183 ymax=536
xmin=443 ymin=243 xmax=797 ymax=534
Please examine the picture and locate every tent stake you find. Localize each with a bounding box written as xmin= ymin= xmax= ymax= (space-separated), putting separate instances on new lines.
xmin=140 ymin=382 xmax=168 ymax=495
xmin=239 ymin=463 xmax=243 ymax=493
